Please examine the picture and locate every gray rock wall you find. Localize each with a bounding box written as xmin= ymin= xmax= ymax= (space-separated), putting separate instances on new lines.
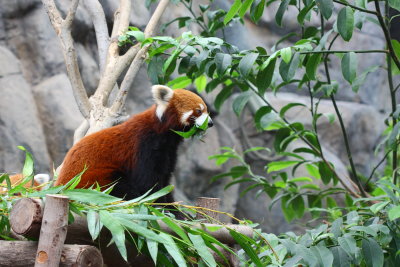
xmin=0 ymin=1 xmax=390 ymax=233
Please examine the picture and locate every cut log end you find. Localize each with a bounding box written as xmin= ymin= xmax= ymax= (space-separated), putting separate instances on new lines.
xmin=10 ymin=198 xmax=43 ymax=238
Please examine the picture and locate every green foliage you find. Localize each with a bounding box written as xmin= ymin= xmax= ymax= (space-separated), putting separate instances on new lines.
xmin=141 ymin=0 xmax=400 ymax=265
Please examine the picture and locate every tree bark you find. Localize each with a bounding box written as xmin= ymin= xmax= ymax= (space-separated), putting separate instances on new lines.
xmin=35 ymin=195 xmax=69 ymax=267
xmin=0 ymin=241 xmax=103 ymax=267
xmin=195 ymin=197 xmax=221 ymax=221
xmin=10 ymin=198 xmax=43 ymax=239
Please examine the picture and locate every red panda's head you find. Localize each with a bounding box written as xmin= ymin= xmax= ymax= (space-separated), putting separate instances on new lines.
xmin=152 ymin=85 xmax=213 ymax=131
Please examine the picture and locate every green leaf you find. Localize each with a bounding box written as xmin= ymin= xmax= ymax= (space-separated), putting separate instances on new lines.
xmin=146 ymin=239 xmax=158 ymax=265
xmin=280 ymin=47 xmax=292 ymax=64
xmin=87 ymin=210 xmax=102 ymax=240
xmin=316 ymin=0 xmax=334 ymax=20
xmin=250 ymin=0 xmax=266 ymax=23
xmin=370 ymin=201 xmax=389 ymax=214
xmin=267 ymin=161 xmax=300 ymax=173
xmin=306 ymin=164 xmax=321 ymax=179
xmin=188 ymin=233 xmax=217 ymax=267
xmin=294 ymin=244 xmax=319 ymax=266
xmin=152 ymin=208 xmax=191 ymax=243
xmin=337 ymin=7 xmax=354 ymax=42
xmin=254 ymin=106 xmax=272 ymax=130
xmin=362 ymin=238 xmax=384 ymax=267
xmin=195 ymin=75 xmax=207 ymax=93
xmin=279 ymin=52 xmax=301 ymax=82
xmin=232 ymin=91 xmax=253 ymax=116
xmin=306 ymin=53 xmax=322 ymax=80
xmin=238 ymin=0 xmax=255 ymax=17
xmin=292 ymin=195 xmax=305 ymax=218
xmin=238 ymin=53 xmax=258 ymax=77
xmin=159 ymin=232 xmax=187 ymax=267
xmin=389 ymin=0 xmax=400 ymax=11
xmin=63 ymin=189 xmax=122 ymax=205
xmin=139 ymin=185 xmax=174 ymax=203
xmin=311 ymin=245 xmax=334 ymax=267
xmin=224 ymin=0 xmax=241 ymax=24
xmin=99 ymin=210 xmax=127 ymax=261
xmin=318 ymin=161 xmax=333 ymax=185
xmin=18 ymin=146 xmax=34 ymax=178
xmin=289 ymin=177 xmax=313 ymax=183
xmin=341 ymin=52 xmax=357 ymax=84
xmin=279 ymin=102 xmax=306 ymax=118
xmin=215 ymin=53 xmax=232 ymax=75
xmin=126 ymin=30 xmax=145 ymax=42
xmin=229 ymin=230 xmax=263 ymax=267
xmin=256 ymin=57 xmax=276 ymax=95
xmin=351 ymin=65 xmax=379 ymax=92
xmin=214 ymin=85 xmax=233 ymax=111
xmin=331 ymin=247 xmax=351 ymax=267
xmin=338 ymin=236 xmax=357 ymax=258
xmin=297 ymin=3 xmax=315 ymax=25
xmin=388 ymin=205 xmax=400 ymax=220
xmin=167 ymin=76 xmax=192 ymax=89
xmin=275 ymin=0 xmax=290 ymax=27
xmin=117 ymin=217 xmax=167 ymax=243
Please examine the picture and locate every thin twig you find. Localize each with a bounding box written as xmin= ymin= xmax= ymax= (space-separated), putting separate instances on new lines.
xmin=245 ymin=80 xmax=361 ymax=198
xmin=374 ymin=0 xmax=400 ymax=71
xmin=320 ymin=13 xmax=366 ymax=197
xmin=333 ymin=0 xmax=378 ymax=15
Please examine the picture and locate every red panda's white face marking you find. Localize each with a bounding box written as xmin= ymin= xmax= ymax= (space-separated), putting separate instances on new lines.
xmin=152 ymin=85 xmax=213 ymax=128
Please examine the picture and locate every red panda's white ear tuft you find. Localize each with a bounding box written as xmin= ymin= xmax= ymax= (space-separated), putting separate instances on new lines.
xmin=152 ymin=85 xmax=174 ymax=120
xmin=152 ymin=85 xmax=174 ymax=105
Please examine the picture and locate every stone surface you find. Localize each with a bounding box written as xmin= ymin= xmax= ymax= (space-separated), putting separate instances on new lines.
xmin=33 ymin=74 xmax=84 ymax=167
xmin=0 ymin=46 xmax=51 ymax=174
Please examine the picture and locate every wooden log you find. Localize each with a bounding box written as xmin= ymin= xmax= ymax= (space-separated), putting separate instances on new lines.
xmin=10 ymin=198 xmax=43 ymax=239
xmin=35 ymin=194 xmax=69 ymax=267
xmin=195 ymin=197 xmax=220 ymax=221
xmin=0 ymin=241 xmax=103 ymax=267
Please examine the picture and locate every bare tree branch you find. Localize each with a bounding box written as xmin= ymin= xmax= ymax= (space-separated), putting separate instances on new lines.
xmin=111 ymin=48 xmax=148 ymax=113
xmin=116 ymin=0 xmax=131 ymax=36
xmin=144 ymin=0 xmax=170 ymax=38
xmin=65 ymin=0 xmax=79 ymax=28
xmin=82 ymin=0 xmax=110 ymax=74
xmin=111 ymin=0 xmax=170 ymax=113
xmin=41 ymin=0 xmax=91 ymax=119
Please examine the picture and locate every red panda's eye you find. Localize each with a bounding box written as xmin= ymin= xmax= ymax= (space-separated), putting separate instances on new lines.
xmin=196 ymin=109 xmax=202 ymax=116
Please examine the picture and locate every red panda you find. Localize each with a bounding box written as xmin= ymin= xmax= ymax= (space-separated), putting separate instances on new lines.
xmin=55 ymin=85 xmax=213 ymax=204
xmin=1 ymin=173 xmax=50 ymax=193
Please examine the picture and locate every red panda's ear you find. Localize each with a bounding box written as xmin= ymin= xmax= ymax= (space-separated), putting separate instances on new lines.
xmin=152 ymin=85 xmax=174 ymax=120
xmin=152 ymin=85 xmax=174 ymax=105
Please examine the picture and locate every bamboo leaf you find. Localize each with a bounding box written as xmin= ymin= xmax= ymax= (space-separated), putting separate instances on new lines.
xmin=99 ymin=210 xmax=127 ymax=261
xmin=189 ymin=233 xmax=217 ymax=267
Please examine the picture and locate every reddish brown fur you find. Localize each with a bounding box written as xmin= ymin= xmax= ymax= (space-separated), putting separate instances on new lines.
xmin=55 ymin=88 xmax=209 ymax=190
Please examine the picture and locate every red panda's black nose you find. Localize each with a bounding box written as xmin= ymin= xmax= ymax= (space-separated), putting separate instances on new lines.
xmin=208 ymin=118 xmax=214 ymax=128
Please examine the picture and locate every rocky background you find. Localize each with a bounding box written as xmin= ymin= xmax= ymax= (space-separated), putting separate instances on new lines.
xmin=0 ymin=0 xmax=398 ymax=233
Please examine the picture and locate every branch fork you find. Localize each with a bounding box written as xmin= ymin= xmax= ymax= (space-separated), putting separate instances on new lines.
xmin=41 ymin=0 xmax=170 ymax=142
